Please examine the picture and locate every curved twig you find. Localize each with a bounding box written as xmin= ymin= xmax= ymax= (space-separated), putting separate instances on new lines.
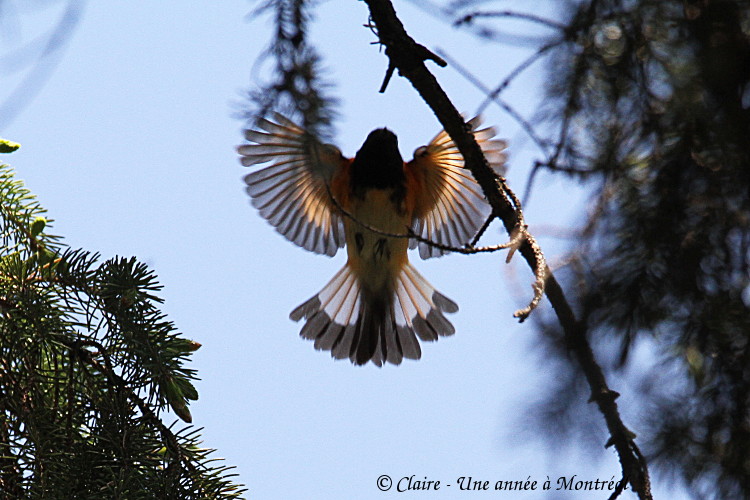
xmin=324 ymin=183 xmax=522 ymax=256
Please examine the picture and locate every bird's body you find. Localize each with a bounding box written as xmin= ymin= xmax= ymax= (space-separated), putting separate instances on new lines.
xmin=345 ymin=186 xmax=410 ymax=293
xmin=342 ymin=128 xmax=410 ymax=319
xmin=239 ymin=114 xmax=507 ymax=365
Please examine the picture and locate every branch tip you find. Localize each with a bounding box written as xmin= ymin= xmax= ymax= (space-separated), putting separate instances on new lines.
xmin=379 ymin=61 xmax=397 ymax=93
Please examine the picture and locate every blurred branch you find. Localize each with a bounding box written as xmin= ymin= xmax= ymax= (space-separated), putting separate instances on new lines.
xmin=435 ymin=33 xmax=577 ymax=207
xmin=404 ymin=0 xmax=551 ymax=46
xmin=433 ymin=48 xmax=550 ymax=156
xmin=0 ymin=0 xmax=85 ymax=129
xmin=248 ymin=0 xmax=337 ymax=140
xmin=475 ymin=39 xmax=561 ymax=115
xmin=362 ymin=0 xmax=651 ymax=498
xmin=455 ymin=10 xmax=567 ymax=31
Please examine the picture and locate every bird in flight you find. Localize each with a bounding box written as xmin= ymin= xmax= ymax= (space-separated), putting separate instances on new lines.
xmin=238 ymin=114 xmax=507 ymax=366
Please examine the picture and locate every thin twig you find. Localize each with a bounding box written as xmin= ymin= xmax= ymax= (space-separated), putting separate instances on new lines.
xmin=496 ymin=177 xmax=548 ymax=320
xmin=470 ymin=213 xmax=496 ymax=247
xmin=324 ymin=183 xmax=520 ymax=255
xmin=512 ymin=230 xmax=547 ymax=321
xmin=476 ymin=40 xmax=561 ymax=116
xmin=329 ymin=180 xmax=540 ymax=318
xmin=404 ymin=0 xmax=550 ymax=46
xmin=455 ymin=11 xmax=567 ymax=31
xmin=379 ymin=60 xmax=397 ymax=93
xmin=434 ymin=48 xmax=551 ymax=157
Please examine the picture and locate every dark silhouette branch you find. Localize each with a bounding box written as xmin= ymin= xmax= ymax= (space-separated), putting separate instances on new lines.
xmin=469 ymin=213 xmax=495 ymax=247
xmin=377 ymin=39 xmax=446 ymax=93
xmin=365 ymin=0 xmax=546 ymax=318
xmin=361 ymin=1 xmax=651 ymax=498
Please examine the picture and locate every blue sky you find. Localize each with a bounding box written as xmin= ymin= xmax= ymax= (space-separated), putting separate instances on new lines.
xmin=3 ymin=1 xmax=686 ymax=499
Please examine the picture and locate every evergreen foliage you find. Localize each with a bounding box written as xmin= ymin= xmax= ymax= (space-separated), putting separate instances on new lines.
xmin=0 ymin=160 xmax=245 ymax=499
xmin=249 ymin=0 xmax=338 ymax=141
xmin=494 ymin=1 xmax=750 ymax=497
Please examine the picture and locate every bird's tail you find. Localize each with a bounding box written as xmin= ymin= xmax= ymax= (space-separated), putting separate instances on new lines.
xmin=290 ymin=262 xmax=458 ymax=366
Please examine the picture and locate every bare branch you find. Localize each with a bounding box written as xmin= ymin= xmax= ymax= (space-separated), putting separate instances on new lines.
xmin=370 ymin=17 xmax=446 ymax=93
xmin=361 ymin=1 xmax=651 ymax=498
xmin=469 ymin=213 xmax=495 ymax=247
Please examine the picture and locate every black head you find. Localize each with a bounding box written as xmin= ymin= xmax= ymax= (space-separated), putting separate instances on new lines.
xmin=351 ymin=128 xmax=405 ymax=192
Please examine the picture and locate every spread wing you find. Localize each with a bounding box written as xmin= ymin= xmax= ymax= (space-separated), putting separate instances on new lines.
xmin=238 ymin=113 xmax=348 ymax=257
xmin=407 ymin=117 xmax=508 ymax=259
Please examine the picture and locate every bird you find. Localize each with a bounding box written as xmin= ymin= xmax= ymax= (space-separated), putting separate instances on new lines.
xmin=238 ymin=113 xmax=507 ymax=366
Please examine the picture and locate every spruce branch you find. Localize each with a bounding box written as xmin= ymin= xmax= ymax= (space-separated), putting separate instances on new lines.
xmin=0 ymin=164 xmax=245 ymax=498
xmin=249 ymin=0 xmax=338 ymax=140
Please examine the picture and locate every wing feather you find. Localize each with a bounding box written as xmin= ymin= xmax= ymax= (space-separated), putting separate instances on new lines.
xmin=239 ymin=113 xmax=347 ymax=256
xmin=407 ymin=117 xmax=508 ymax=259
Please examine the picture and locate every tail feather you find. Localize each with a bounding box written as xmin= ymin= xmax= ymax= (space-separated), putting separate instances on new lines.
xmin=289 ymin=262 xmax=456 ymax=366
xmin=331 ymin=324 xmax=356 ymax=360
xmin=352 ymin=293 xmax=386 ymax=365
